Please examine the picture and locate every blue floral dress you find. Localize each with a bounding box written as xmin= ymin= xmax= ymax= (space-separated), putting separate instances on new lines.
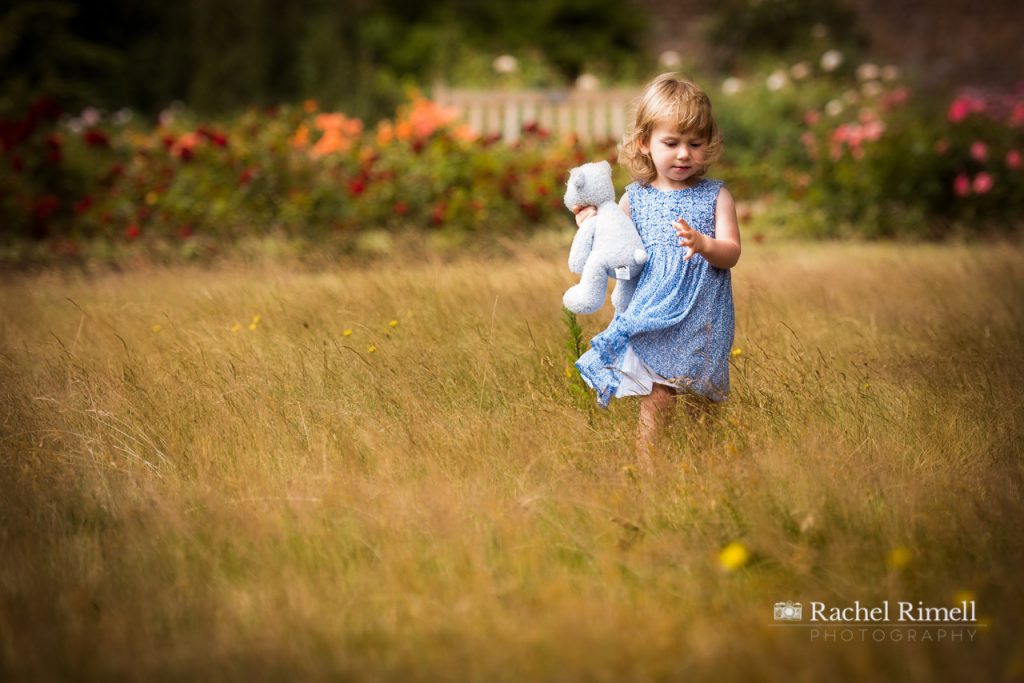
xmin=575 ymin=178 xmax=735 ymax=408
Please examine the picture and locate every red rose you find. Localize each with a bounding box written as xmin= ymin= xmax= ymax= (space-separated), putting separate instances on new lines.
xmin=347 ymin=178 xmax=366 ymax=196
xmin=125 ymin=223 xmax=141 ymax=240
xmin=431 ymin=202 xmax=446 ymax=225
xmin=74 ymin=196 xmax=94 ymax=214
xmin=33 ymin=196 xmax=60 ymax=220
xmin=83 ymin=129 xmax=110 ymax=147
xmin=28 ymin=97 xmax=61 ymax=122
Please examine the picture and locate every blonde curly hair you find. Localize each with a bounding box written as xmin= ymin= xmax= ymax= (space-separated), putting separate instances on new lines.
xmin=618 ymin=73 xmax=724 ymax=185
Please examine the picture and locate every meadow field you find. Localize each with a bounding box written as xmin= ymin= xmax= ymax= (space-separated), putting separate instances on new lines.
xmin=1 ymin=237 xmax=1023 ymax=681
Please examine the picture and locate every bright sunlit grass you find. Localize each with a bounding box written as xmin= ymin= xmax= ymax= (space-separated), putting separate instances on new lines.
xmin=1 ymin=239 xmax=1022 ymax=681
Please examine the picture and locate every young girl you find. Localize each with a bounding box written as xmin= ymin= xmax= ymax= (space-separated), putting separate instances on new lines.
xmin=572 ymin=73 xmax=741 ymax=466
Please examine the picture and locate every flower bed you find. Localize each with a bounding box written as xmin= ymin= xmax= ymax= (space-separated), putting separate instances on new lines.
xmin=2 ymin=64 xmax=1023 ymax=262
xmin=0 ymin=94 xmax=619 ymax=260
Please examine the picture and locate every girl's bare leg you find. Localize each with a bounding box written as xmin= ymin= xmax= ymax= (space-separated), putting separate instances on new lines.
xmin=635 ymin=383 xmax=676 ymax=471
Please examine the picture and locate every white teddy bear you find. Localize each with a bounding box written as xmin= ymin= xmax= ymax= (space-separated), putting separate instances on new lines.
xmin=562 ymin=160 xmax=648 ymax=314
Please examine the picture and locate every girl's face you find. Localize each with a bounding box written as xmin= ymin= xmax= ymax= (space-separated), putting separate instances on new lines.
xmin=640 ymin=122 xmax=707 ymax=189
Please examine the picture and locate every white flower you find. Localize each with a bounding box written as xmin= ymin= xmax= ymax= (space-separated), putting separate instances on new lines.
xmin=825 ymin=99 xmax=844 ymax=116
xmin=159 ymin=100 xmax=185 ymax=127
xmin=492 ymin=55 xmax=519 ymax=74
xmin=659 ymin=50 xmax=682 ymax=68
xmin=820 ymin=49 xmax=844 ymax=72
xmin=790 ymin=61 xmax=812 ymax=80
xmin=81 ymin=107 xmax=101 ymax=127
xmin=861 ymin=81 xmax=883 ymax=98
xmin=721 ymin=77 xmax=743 ymax=95
xmin=575 ymin=73 xmax=600 ymax=91
xmin=113 ymin=108 xmax=133 ymax=126
xmin=766 ymin=70 xmax=788 ymax=91
xmin=881 ymin=65 xmax=901 ymax=81
xmin=856 ymin=63 xmax=880 ymax=81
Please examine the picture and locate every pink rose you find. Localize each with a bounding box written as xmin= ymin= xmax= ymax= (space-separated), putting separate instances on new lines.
xmin=970 ymin=141 xmax=988 ymax=162
xmin=972 ymin=172 xmax=994 ymax=195
xmin=1010 ymin=103 xmax=1024 ymax=127
xmin=953 ymin=173 xmax=971 ymax=197
xmin=1007 ymin=149 xmax=1022 ymax=169
xmin=948 ymin=98 xmax=970 ymax=123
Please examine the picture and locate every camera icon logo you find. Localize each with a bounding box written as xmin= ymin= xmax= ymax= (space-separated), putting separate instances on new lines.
xmin=774 ymin=602 xmax=802 ymax=621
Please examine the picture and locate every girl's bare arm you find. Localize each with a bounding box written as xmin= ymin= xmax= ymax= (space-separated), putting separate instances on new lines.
xmin=675 ymin=187 xmax=741 ymax=269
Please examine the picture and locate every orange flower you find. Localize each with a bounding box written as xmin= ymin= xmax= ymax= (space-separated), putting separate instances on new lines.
xmin=303 ymin=99 xmax=319 ymax=113
xmin=452 ymin=123 xmax=478 ymax=142
xmin=342 ymin=118 xmax=362 ymax=136
xmin=404 ymin=96 xmax=460 ymax=140
xmin=315 ymin=113 xmax=346 ymax=130
xmin=312 ymin=130 xmax=353 ymax=157
xmin=376 ymin=121 xmax=394 ymax=145
xmin=309 ymin=113 xmax=364 ymax=158
xmin=291 ymin=124 xmax=310 ymax=149
xmin=171 ymin=131 xmax=201 ymax=160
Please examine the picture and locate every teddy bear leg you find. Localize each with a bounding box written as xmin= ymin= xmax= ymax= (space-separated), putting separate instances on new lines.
xmin=563 ymin=259 xmax=610 ymax=314
xmin=611 ymin=276 xmax=638 ymax=312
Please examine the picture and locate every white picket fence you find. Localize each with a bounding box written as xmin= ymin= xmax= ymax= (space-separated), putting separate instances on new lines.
xmin=432 ymin=84 xmax=641 ymax=143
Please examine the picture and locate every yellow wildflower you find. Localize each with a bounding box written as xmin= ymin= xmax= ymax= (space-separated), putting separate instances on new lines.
xmin=730 ymin=348 xmax=743 ymax=357
xmin=367 ymin=344 xmax=376 ymax=353
xmin=953 ymin=590 xmax=976 ymax=605
xmin=886 ymin=546 xmax=912 ymax=569
xmin=151 ymin=324 xmax=162 ymax=333
xmin=343 ymin=328 xmax=353 ymax=337
xmin=719 ymin=542 xmax=749 ymax=571
xmin=389 ymin=319 xmax=398 ymax=328
xmin=231 ymin=323 xmax=241 ymax=333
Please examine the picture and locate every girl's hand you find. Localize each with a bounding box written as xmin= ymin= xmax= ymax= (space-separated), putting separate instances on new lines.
xmin=674 ymin=218 xmax=706 ymax=261
xmin=572 ymin=204 xmax=597 ymax=228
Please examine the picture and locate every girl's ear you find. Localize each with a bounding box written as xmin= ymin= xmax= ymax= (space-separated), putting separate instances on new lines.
xmin=637 ymin=134 xmax=651 ymax=155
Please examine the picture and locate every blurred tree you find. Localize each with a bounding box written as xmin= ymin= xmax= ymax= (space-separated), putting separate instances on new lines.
xmin=0 ymin=1 xmax=118 ymax=116
xmin=704 ymin=0 xmax=867 ymax=71
xmin=456 ymin=0 xmax=648 ymax=82
xmin=0 ymin=0 xmax=647 ymax=121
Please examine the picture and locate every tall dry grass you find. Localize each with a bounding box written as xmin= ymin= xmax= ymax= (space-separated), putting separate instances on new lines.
xmin=1 ymin=239 xmax=1022 ymax=681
